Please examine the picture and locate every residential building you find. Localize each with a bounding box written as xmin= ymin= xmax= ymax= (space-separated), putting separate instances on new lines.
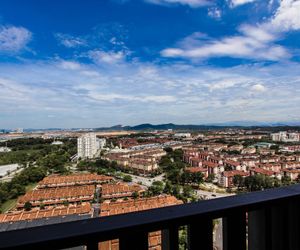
xmin=97 ymin=138 xmax=106 ymax=149
xmin=271 ymin=131 xmax=300 ymax=142
xmin=16 ymin=185 xmax=95 ymax=209
xmin=77 ymin=133 xmax=99 ymax=159
xmin=174 ymin=133 xmax=191 ymax=138
xmin=101 ymin=183 xmax=144 ymax=200
xmin=219 ymin=170 xmax=249 ymax=188
xmin=37 ymin=173 xmax=113 ymax=189
xmin=0 ymin=203 xmax=92 ymax=223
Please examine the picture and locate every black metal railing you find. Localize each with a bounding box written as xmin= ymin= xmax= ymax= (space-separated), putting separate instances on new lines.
xmin=1 ymin=184 xmax=300 ymax=250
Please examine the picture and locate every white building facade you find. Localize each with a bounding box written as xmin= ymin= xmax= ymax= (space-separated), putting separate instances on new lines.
xmin=77 ymin=133 xmax=99 ymax=159
xmin=97 ymin=138 xmax=106 ymax=149
xmin=271 ymin=131 xmax=300 ymax=142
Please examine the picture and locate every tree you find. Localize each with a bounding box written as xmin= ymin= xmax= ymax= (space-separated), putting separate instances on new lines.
xmin=192 ymin=172 xmax=204 ymax=185
xmin=149 ymin=181 xmax=164 ymax=195
xmin=24 ymin=201 xmax=32 ymax=211
xmin=132 ymin=191 xmax=139 ymax=199
xmin=172 ymin=185 xmax=181 ymax=196
xmin=181 ymin=172 xmax=192 ymax=184
xmin=270 ymin=145 xmax=279 ymax=151
xmin=182 ymin=185 xmax=194 ymax=198
xmin=63 ymin=200 xmax=69 ymax=206
xmin=233 ymin=175 xmax=244 ymax=189
xmin=164 ymin=147 xmax=173 ymax=154
xmin=244 ymin=174 xmax=275 ymax=191
xmin=123 ymin=175 xmax=132 ymax=182
xmin=206 ymin=174 xmax=215 ymax=183
xmin=163 ymin=181 xmax=173 ymax=194
xmin=295 ymin=174 xmax=300 ymax=183
xmin=281 ymin=175 xmax=291 ymax=186
xmin=166 ymin=168 xmax=181 ymax=184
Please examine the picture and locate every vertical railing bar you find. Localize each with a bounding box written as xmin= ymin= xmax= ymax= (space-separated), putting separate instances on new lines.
xmin=188 ymin=217 xmax=213 ymax=250
xmin=86 ymin=241 xmax=99 ymax=250
xmin=223 ymin=210 xmax=246 ymax=250
xmin=287 ymin=198 xmax=300 ymax=250
xmin=119 ymin=230 xmax=148 ymax=250
xmin=248 ymin=208 xmax=269 ymax=250
xmin=162 ymin=226 xmax=179 ymax=250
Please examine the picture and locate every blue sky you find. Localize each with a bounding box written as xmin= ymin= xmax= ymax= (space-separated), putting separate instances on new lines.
xmin=0 ymin=0 xmax=300 ymax=128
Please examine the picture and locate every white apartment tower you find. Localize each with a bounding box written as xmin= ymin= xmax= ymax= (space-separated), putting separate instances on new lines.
xmin=271 ymin=131 xmax=300 ymax=142
xmin=77 ymin=133 xmax=98 ymax=159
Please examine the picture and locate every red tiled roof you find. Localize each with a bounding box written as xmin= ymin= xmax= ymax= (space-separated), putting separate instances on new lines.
xmin=0 ymin=203 xmax=91 ymax=223
xmin=223 ymin=170 xmax=249 ymax=178
xmin=101 ymin=183 xmax=143 ymax=198
xmin=251 ymin=167 xmax=275 ymax=176
xmin=202 ymin=161 xmax=218 ymax=168
xmin=225 ymin=160 xmax=241 ymax=167
xmin=38 ymin=173 xmax=113 ymax=188
xmin=185 ymin=167 xmax=207 ymax=173
xmin=100 ymin=195 xmax=182 ymax=216
xmin=18 ymin=185 xmax=95 ymax=204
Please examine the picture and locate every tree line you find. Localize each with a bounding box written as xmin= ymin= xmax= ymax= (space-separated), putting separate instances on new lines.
xmin=233 ymin=174 xmax=293 ymax=192
xmin=0 ymin=166 xmax=46 ymax=212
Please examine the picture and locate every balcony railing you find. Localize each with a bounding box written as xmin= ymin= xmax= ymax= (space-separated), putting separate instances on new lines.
xmin=1 ymin=184 xmax=300 ymax=250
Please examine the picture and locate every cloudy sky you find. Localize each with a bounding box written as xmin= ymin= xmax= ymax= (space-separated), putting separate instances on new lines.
xmin=0 ymin=0 xmax=300 ymax=128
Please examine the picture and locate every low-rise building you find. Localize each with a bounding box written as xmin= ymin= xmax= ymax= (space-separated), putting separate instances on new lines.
xmin=101 ymin=183 xmax=144 ymax=200
xmin=16 ymin=185 xmax=95 ymax=209
xmin=0 ymin=203 xmax=91 ymax=222
xmin=219 ymin=170 xmax=249 ymax=188
xmin=37 ymin=173 xmax=113 ymax=189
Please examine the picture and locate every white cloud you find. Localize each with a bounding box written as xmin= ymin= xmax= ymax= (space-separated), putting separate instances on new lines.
xmin=270 ymin=0 xmax=300 ymax=32
xmin=142 ymin=95 xmax=176 ymax=102
xmin=145 ymin=0 xmax=211 ymax=8
xmin=229 ymin=0 xmax=256 ymax=8
xmin=0 ymin=25 xmax=32 ymax=52
xmin=208 ymin=7 xmax=222 ymax=20
xmin=1 ymin=58 xmax=300 ymax=128
xmin=251 ymin=84 xmax=266 ymax=92
xmin=161 ymin=0 xmax=300 ymax=62
xmin=87 ymin=50 xmax=126 ymax=64
xmin=208 ymin=77 xmax=251 ymax=91
xmin=161 ymin=25 xmax=288 ymax=61
xmin=59 ymin=61 xmax=82 ymax=70
xmin=55 ymin=33 xmax=86 ymax=48
xmin=89 ymin=93 xmax=176 ymax=103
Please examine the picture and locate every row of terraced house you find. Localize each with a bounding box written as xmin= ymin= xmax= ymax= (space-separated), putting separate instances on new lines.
xmin=0 ymin=173 xmax=182 ymax=250
xmin=183 ymin=145 xmax=300 ymax=188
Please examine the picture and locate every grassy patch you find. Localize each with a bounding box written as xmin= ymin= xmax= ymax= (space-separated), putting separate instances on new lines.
xmin=26 ymin=182 xmax=37 ymax=192
xmin=0 ymin=199 xmax=17 ymax=212
xmin=0 ymin=182 xmax=37 ymax=213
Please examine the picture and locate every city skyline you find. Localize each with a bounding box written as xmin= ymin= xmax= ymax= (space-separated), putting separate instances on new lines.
xmin=1 ymin=0 xmax=300 ymax=128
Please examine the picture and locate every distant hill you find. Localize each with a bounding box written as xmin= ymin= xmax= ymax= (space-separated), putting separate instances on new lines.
xmin=9 ymin=121 xmax=300 ymax=132
xmin=94 ymin=122 xmax=300 ymax=132
xmin=95 ymin=123 xmax=252 ymax=131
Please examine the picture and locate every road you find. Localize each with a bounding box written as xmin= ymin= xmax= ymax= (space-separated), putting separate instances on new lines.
xmin=127 ymin=173 xmax=164 ymax=187
xmin=196 ymin=189 xmax=234 ymax=200
xmin=0 ymin=164 xmax=24 ymax=183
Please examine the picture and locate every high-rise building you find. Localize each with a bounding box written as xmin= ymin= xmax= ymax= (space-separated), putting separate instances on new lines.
xmin=77 ymin=133 xmax=98 ymax=159
xmin=271 ymin=131 xmax=300 ymax=142
xmin=97 ymin=138 xmax=106 ymax=149
xmin=15 ymin=128 xmax=23 ymax=133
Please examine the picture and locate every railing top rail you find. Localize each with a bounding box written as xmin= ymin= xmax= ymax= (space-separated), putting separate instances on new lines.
xmin=1 ymin=184 xmax=300 ymax=249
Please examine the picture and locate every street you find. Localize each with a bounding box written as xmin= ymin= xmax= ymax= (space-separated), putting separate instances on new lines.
xmin=127 ymin=173 xmax=165 ymax=187
xmin=195 ymin=189 xmax=234 ymax=200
